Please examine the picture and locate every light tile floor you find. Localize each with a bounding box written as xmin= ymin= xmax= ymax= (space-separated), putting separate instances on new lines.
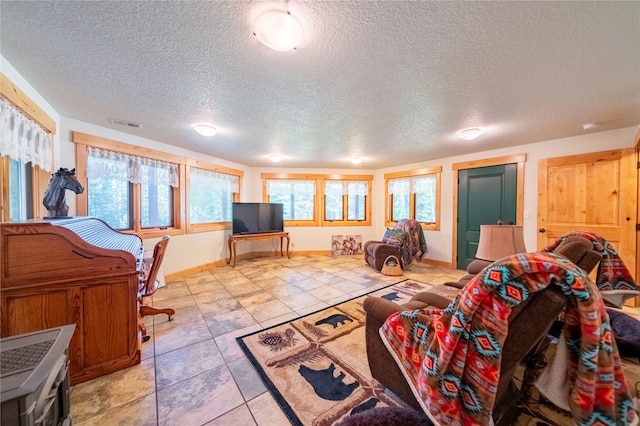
xmin=70 ymin=255 xmax=466 ymax=426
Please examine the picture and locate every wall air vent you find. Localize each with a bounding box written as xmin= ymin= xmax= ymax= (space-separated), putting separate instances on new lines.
xmin=109 ymin=118 xmax=143 ymax=129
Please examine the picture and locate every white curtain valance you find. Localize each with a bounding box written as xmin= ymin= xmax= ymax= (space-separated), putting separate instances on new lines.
xmin=86 ymin=146 xmax=179 ymax=188
xmin=190 ymin=167 xmax=239 ymax=193
xmin=325 ymin=180 xmax=368 ymax=197
xmin=412 ymin=175 xmax=435 ymax=193
xmin=388 ymin=175 xmax=434 ymax=194
xmin=388 ymin=177 xmax=410 ymax=195
xmin=325 ymin=181 xmax=344 ymax=198
xmin=0 ymin=98 xmax=53 ymax=171
xmin=266 ymin=179 xmax=316 ymax=196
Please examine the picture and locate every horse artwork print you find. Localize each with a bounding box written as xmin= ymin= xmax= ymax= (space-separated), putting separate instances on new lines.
xmin=43 ymin=168 xmax=84 ymax=219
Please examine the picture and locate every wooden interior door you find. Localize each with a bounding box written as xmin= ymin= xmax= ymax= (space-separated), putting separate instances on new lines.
xmin=537 ymin=149 xmax=637 ymax=305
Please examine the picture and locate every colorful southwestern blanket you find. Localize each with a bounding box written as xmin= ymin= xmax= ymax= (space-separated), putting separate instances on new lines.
xmin=380 ymin=252 xmax=637 ymax=426
xmin=542 ymin=231 xmax=640 ymax=307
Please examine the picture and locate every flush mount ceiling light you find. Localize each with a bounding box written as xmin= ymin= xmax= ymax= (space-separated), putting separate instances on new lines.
xmin=456 ymin=127 xmax=483 ymax=140
xmin=193 ymin=124 xmax=217 ymax=137
xmin=253 ymin=9 xmax=303 ymax=52
xmin=350 ymin=157 xmax=363 ymax=165
xmin=269 ymin=155 xmax=282 ymax=163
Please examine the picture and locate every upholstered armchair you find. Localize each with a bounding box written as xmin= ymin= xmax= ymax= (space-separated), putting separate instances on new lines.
xmin=364 ymin=219 xmax=427 ymax=272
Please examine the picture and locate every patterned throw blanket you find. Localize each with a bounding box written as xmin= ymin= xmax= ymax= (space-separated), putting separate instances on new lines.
xmin=380 ymin=252 xmax=637 ymax=426
xmin=393 ymin=218 xmax=428 ymax=268
xmin=542 ymin=231 xmax=640 ymax=307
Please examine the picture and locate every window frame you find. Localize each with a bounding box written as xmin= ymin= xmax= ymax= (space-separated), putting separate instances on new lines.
xmin=1 ymin=74 xmax=55 ymax=222
xmin=261 ymin=173 xmax=373 ymax=227
xmin=320 ymin=176 xmax=372 ymax=226
xmin=384 ymin=166 xmax=442 ymax=231
xmin=74 ymin=132 xmax=245 ymax=237
xmin=1 ymin=158 xmax=51 ymax=222
xmin=7 ymin=157 xmax=34 ymax=221
xmin=185 ymin=158 xmax=243 ymax=233
xmin=74 ymin=132 xmax=185 ymax=239
xmin=261 ymin=173 xmax=320 ymax=226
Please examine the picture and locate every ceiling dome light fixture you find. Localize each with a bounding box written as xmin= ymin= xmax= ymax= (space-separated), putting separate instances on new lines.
xmin=269 ymin=155 xmax=282 ymax=163
xmin=456 ymin=127 xmax=483 ymax=140
xmin=253 ymin=9 xmax=303 ymax=52
xmin=193 ymin=124 xmax=218 ymax=137
xmin=350 ymin=157 xmax=363 ymax=165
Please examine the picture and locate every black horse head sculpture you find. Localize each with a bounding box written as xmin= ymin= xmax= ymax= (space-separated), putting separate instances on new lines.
xmin=43 ymin=168 xmax=84 ymax=219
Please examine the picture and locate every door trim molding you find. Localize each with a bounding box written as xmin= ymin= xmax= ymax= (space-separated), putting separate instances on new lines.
xmin=452 ymin=154 xmax=527 ymax=171
xmin=635 ymin=130 xmax=639 ymax=306
xmin=451 ymin=154 xmax=526 ymax=270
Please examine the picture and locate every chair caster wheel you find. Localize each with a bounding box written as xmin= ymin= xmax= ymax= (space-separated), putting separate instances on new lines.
xmin=143 ymin=335 xmax=151 ymax=342
xmin=168 ymin=315 xmax=174 ymax=321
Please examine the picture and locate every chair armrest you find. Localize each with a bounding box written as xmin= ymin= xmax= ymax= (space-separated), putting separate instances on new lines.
xmin=363 ymin=294 xmax=423 ymax=410
xmin=364 ymin=240 xmax=400 ymax=251
xmin=363 ymin=296 xmax=405 ymax=322
xmin=363 ymin=240 xmax=382 ymax=251
xmin=363 ymin=241 xmax=403 ymax=271
xmin=467 ymin=259 xmax=491 ymax=274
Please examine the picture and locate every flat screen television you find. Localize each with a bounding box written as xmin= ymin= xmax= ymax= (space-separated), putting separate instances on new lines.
xmin=232 ymin=202 xmax=284 ymax=235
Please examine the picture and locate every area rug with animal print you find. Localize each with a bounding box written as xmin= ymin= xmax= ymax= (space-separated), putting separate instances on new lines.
xmin=237 ymin=279 xmax=432 ymax=426
xmin=237 ymin=279 xmax=640 ymax=426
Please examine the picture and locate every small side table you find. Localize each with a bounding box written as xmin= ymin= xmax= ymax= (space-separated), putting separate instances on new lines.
xmin=227 ymin=232 xmax=291 ymax=267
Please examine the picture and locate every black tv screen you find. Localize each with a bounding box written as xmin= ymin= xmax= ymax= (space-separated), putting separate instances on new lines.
xmin=232 ymin=203 xmax=284 ymax=235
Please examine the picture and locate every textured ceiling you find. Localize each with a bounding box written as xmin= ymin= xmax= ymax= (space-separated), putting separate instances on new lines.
xmin=1 ymin=1 xmax=639 ymax=169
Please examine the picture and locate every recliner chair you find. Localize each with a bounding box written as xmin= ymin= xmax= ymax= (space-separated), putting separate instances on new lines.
xmin=363 ymin=235 xmax=602 ymax=423
xmin=364 ymin=219 xmax=427 ymax=272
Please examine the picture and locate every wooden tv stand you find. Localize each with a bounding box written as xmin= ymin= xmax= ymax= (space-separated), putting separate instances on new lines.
xmin=227 ymin=232 xmax=290 ymax=267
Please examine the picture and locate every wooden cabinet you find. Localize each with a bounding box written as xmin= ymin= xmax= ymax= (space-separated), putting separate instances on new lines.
xmin=0 ymin=219 xmax=142 ymax=385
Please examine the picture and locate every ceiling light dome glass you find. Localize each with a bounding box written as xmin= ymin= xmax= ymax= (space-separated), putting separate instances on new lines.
xmin=269 ymin=155 xmax=282 ymax=163
xmin=457 ymin=127 xmax=483 ymax=140
xmin=253 ymin=10 xmax=303 ymax=52
xmin=193 ymin=124 xmax=217 ymax=136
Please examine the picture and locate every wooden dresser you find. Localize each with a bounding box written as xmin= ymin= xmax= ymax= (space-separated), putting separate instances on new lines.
xmin=0 ymin=217 xmax=142 ymax=385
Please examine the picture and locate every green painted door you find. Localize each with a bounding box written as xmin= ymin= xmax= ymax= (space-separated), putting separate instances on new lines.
xmin=457 ymin=164 xmax=518 ymax=269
